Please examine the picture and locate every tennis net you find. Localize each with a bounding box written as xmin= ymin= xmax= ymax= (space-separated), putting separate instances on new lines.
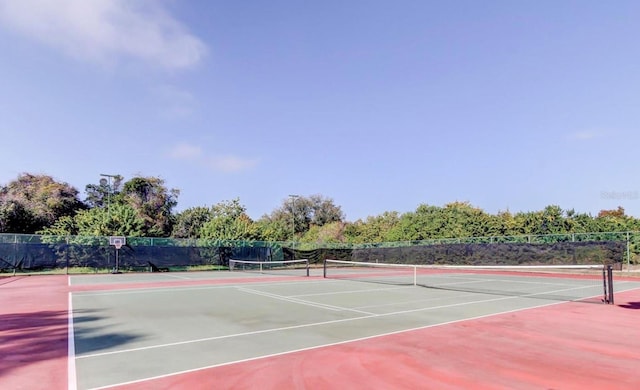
xmin=229 ymin=259 xmax=310 ymax=277
xmin=323 ymin=259 xmax=615 ymax=304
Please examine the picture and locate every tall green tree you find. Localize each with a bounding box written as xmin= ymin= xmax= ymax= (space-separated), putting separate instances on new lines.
xmin=199 ymin=199 xmax=260 ymax=240
xmin=40 ymin=203 xmax=146 ymax=237
xmin=344 ymin=211 xmax=401 ymax=243
xmin=254 ymin=217 xmax=290 ymax=242
xmin=260 ymin=195 xmax=344 ymax=239
xmin=0 ymin=200 xmax=33 ymax=233
xmin=0 ymin=173 xmax=84 ymax=233
xmin=302 ymin=221 xmax=346 ymax=244
xmin=172 ymin=206 xmax=213 ymax=238
xmin=84 ymin=175 xmax=124 ymax=208
xmin=540 ymin=205 xmax=566 ymax=234
xmin=120 ymin=176 xmax=179 ymax=236
xmin=595 ymin=207 xmax=635 ymax=232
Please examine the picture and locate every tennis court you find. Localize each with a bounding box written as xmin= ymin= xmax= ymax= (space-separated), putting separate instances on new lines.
xmin=2 ymin=263 xmax=640 ymax=389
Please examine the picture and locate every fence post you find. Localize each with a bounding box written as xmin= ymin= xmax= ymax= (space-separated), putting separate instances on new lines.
xmin=12 ymin=234 xmax=18 ymax=275
xmin=607 ymin=265 xmax=614 ymax=305
xmin=627 ymin=231 xmax=631 ymax=272
xmin=65 ymin=235 xmax=69 ymax=275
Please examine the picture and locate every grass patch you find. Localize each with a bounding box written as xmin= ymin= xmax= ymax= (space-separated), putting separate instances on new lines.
xmin=1 ymin=264 xmax=230 ymax=275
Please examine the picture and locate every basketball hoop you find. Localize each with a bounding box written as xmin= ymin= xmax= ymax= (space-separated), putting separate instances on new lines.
xmin=109 ymin=236 xmax=126 ymax=249
xmin=108 ymin=236 xmax=126 ymax=274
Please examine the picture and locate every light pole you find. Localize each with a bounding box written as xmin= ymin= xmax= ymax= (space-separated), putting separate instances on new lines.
xmin=289 ymin=194 xmax=299 ymax=259
xmin=99 ymin=174 xmax=118 ymax=214
xmin=100 ymin=174 xmax=118 ymax=272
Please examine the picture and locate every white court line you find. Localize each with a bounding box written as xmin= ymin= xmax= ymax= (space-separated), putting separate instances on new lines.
xmin=291 ymin=285 xmax=409 ymax=298
xmin=429 ymin=277 xmax=578 ymax=290
xmin=354 ymin=291 xmax=477 ymax=310
xmin=161 ymin=273 xmax=194 ymax=280
xmin=82 ymin=285 xmax=640 ymax=390
xmin=72 ymin=285 xmax=233 ymax=297
xmin=68 ymin=292 xmax=77 ymax=390
xmin=237 ymin=287 xmax=375 ymax=315
xmin=72 ymin=278 xmax=332 ymax=297
xmin=85 ymin=292 xmax=590 ymax=390
xmin=77 ymin=314 xmax=376 ymax=360
xmin=77 ymin=282 xmax=595 ymax=361
xmin=612 ymin=282 xmax=640 ymax=297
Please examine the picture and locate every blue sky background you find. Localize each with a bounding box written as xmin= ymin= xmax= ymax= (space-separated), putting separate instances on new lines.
xmin=1 ymin=1 xmax=639 ymax=221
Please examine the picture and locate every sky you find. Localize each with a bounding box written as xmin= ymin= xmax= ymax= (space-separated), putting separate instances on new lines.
xmin=1 ymin=0 xmax=639 ymax=221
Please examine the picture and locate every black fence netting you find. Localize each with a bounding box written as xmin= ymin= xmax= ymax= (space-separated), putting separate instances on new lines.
xmin=0 ymin=233 xmax=626 ymax=273
xmin=287 ymin=241 xmax=625 ymax=269
xmin=0 ymin=241 xmax=273 ymax=272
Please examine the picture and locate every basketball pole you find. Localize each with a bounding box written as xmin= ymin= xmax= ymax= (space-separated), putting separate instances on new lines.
xmin=112 ymin=246 xmax=120 ymax=274
xmin=109 ymin=237 xmax=124 ymax=274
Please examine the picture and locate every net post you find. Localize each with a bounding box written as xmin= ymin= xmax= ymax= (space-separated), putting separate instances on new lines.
xmin=602 ymin=266 xmax=608 ymax=304
xmin=413 ymin=265 xmax=417 ymax=286
xmin=607 ymin=265 xmax=614 ymax=305
xmin=323 ymin=259 xmax=327 ymax=278
xmin=305 ymin=259 xmax=310 ymax=277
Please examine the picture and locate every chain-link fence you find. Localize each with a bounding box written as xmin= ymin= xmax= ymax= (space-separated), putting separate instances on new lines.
xmin=0 ymin=232 xmax=633 ymax=274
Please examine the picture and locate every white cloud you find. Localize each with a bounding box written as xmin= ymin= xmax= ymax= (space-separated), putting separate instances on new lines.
xmin=168 ymin=142 xmax=202 ymax=160
xmin=168 ymin=142 xmax=258 ymax=173
xmin=569 ymin=131 xmax=599 ymax=140
xmin=208 ymin=155 xmax=258 ymax=173
xmin=0 ymin=0 xmax=207 ymax=70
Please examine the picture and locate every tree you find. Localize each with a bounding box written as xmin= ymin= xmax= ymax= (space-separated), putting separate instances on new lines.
xmin=438 ymin=202 xmax=492 ymax=238
xmin=254 ymin=217 xmax=290 ymax=242
xmin=0 ymin=173 xmax=84 ymax=233
xmin=540 ymin=205 xmax=566 ymax=234
xmin=302 ymin=221 xmax=346 ymax=244
xmin=344 ymin=211 xmax=401 ymax=243
xmin=306 ymin=194 xmax=344 ymax=227
xmin=595 ymin=206 xmax=633 ymax=232
xmin=494 ymin=210 xmax=518 ymax=236
xmin=84 ymin=175 xmax=124 ymax=208
xmin=391 ymin=204 xmax=454 ymax=241
xmin=199 ymin=199 xmax=260 ymax=240
xmin=39 ymin=215 xmax=78 ymax=236
xmin=40 ymin=203 xmax=146 ymax=237
xmin=260 ymin=195 xmax=344 ymax=238
xmin=597 ymin=206 xmax=626 ymax=219
xmin=172 ymin=206 xmax=213 ymax=238
xmin=0 ymin=200 xmax=33 ymax=233
xmin=564 ymin=209 xmax=596 ymax=233
xmin=120 ymin=176 xmax=179 ymax=236
xmin=512 ymin=211 xmax=544 ymax=235
xmin=76 ymin=204 xmax=146 ymax=237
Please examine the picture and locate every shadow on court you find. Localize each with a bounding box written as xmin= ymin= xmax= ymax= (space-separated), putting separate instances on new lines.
xmin=0 ymin=309 xmax=142 ymax=378
xmin=619 ymin=301 xmax=640 ymax=309
xmin=0 ymin=310 xmax=68 ymax=379
xmin=73 ymin=309 xmax=146 ymax=356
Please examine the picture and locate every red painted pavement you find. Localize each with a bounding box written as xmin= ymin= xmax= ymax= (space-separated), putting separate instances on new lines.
xmin=0 ymin=276 xmax=69 ymax=390
xmin=112 ymin=289 xmax=640 ymax=390
xmin=2 ymin=275 xmax=639 ymax=390
xmin=0 ymin=273 xmax=306 ymax=390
